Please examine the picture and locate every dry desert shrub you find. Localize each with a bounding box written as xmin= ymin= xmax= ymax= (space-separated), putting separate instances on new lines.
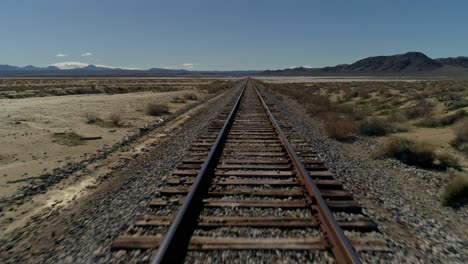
xmin=436 ymin=153 xmax=460 ymax=170
xmin=108 ymin=112 xmax=123 ymax=126
xmin=374 ymin=137 xmax=437 ymax=168
xmin=323 ymin=113 xmax=358 ymax=141
xmin=183 ymin=93 xmax=198 ymax=100
xmin=442 ymin=170 xmax=468 ymax=207
xmin=452 ymin=118 xmax=468 ymax=143
xmin=171 ymin=96 xmax=186 ymax=103
xmin=417 ymin=110 xmax=467 ymax=127
xmin=146 ymin=103 xmax=170 ymax=116
xmin=451 ymin=118 xmax=468 ymax=154
xmin=85 ymin=112 xmax=100 ymax=124
xmin=359 ymin=117 xmax=394 ymax=136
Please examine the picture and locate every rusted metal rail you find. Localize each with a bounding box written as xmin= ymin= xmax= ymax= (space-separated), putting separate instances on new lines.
xmin=112 ymin=79 xmax=388 ymax=263
xmin=254 ymin=85 xmax=361 ymax=264
xmin=150 ymin=80 xmax=247 ymax=263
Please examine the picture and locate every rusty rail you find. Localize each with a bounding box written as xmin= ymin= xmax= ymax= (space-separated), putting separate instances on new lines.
xmin=142 ymin=78 xmax=363 ymax=263
xmin=253 ymin=84 xmax=361 ymax=264
xmin=150 ymin=80 xmax=247 ymax=263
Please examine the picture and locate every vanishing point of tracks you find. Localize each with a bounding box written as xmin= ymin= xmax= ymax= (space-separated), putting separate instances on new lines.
xmin=112 ymin=79 xmax=388 ymax=263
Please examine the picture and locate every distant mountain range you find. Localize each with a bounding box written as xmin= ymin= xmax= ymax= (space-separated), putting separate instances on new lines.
xmin=262 ymin=52 xmax=468 ymax=77
xmin=0 ymin=64 xmax=259 ymax=77
xmin=1 ymin=52 xmax=468 ymax=77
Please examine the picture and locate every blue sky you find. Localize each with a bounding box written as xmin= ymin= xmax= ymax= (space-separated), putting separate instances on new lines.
xmin=1 ymin=0 xmax=467 ymax=70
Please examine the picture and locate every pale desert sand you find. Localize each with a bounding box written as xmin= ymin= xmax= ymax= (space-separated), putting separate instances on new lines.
xmin=0 ymin=89 xmax=205 ymax=198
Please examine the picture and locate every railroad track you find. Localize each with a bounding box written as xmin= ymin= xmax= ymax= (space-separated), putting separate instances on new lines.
xmin=112 ymin=79 xmax=389 ymax=263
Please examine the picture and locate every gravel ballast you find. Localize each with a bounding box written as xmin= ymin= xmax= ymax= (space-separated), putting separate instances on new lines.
xmin=260 ymin=85 xmax=467 ymax=263
xmin=0 ymin=85 xmax=242 ymax=263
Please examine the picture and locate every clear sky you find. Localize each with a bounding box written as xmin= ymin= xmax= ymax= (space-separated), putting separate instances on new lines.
xmin=1 ymin=0 xmax=467 ymax=70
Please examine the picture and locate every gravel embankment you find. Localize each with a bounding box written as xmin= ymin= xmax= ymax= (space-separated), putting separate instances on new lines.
xmin=0 ymin=85 xmax=242 ymax=263
xmin=260 ymin=87 xmax=467 ymax=264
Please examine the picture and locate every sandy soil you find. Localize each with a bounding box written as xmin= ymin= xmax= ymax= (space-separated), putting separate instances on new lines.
xmin=0 ymin=89 xmax=206 ymax=198
xmin=0 ymin=88 xmax=228 ymax=239
xmin=256 ymin=76 xmax=420 ymax=83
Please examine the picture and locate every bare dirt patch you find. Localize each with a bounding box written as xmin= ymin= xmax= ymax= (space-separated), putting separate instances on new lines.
xmin=0 ymin=89 xmax=206 ymax=198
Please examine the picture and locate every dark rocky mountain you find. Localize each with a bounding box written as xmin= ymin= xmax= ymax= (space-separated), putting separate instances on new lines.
xmin=323 ymin=52 xmax=442 ymax=72
xmin=435 ymin=57 xmax=468 ymax=68
xmin=260 ymin=52 xmax=468 ymax=76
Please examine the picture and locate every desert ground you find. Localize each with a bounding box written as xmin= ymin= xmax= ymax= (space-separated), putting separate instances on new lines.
xmin=0 ymin=78 xmax=232 ymax=235
xmin=265 ymin=80 xmax=468 ymax=170
xmin=0 ymin=78 xmax=466 ymax=263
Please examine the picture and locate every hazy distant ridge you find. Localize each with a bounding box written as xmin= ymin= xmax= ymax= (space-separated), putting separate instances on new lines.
xmin=1 ymin=52 xmax=467 ymax=77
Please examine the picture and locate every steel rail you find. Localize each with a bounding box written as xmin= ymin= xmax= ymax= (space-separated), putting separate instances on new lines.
xmin=151 ymin=80 xmax=247 ymax=264
xmin=253 ymin=82 xmax=361 ymax=264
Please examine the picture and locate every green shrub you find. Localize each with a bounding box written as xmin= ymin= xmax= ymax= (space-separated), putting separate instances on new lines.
xmin=374 ymin=137 xmax=437 ymax=168
xmin=442 ymin=171 xmax=468 ymax=207
xmin=448 ymin=99 xmax=468 ymax=110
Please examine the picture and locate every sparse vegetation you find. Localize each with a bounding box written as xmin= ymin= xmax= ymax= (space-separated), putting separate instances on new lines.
xmin=108 ymin=112 xmax=123 ymax=127
xmin=451 ymin=118 xmax=468 ymax=154
xmin=436 ymin=153 xmax=461 ymax=170
xmin=85 ymin=112 xmax=100 ymax=124
xmin=417 ymin=110 xmax=467 ymax=127
xmin=171 ymin=96 xmax=186 ymax=104
xmin=442 ymin=170 xmax=468 ymax=207
xmin=266 ymin=80 xmax=468 ymax=168
xmin=52 ymin=132 xmax=85 ymax=146
xmin=202 ymin=81 xmax=233 ymax=94
xmin=146 ymin=103 xmax=170 ymax=116
xmin=373 ymin=137 xmax=437 ymax=168
xmin=403 ymin=103 xmax=432 ymax=119
xmin=183 ymin=93 xmax=198 ymax=100
xmin=448 ymin=99 xmax=468 ymax=110
xmin=323 ymin=114 xmax=358 ymax=141
xmin=360 ymin=117 xmax=394 ymax=136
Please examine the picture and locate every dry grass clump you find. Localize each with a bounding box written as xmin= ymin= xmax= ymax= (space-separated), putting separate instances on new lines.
xmin=442 ymin=170 xmax=468 ymax=207
xmin=375 ymin=137 xmax=460 ymax=169
xmin=183 ymin=93 xmax=198 ymax=100
xmin=451 ymin=118 xmax=468 ymax=154
xmin=323 ymin=113 xmax=358 ymax=141
xmin=374 ymin=137 xmax=437 ymax=168
xmin=171 ymin=96 xmax=186 ymax=104
xmin=146 ymin=103 xmax=170 ymax=116
xmin=203 ymin=81 xmax=232 ymax=94
xmin=448 ymin=99 xmax=468 ymax=110
xmin=403 ymin=103 xmax=432 ymax=119
xmin=52 ymin=132 xmax=85 ymax=146
xmin=108 ymin=112 xmax=123 ymax=127
xmin=85 ymin=112 xmax=100 ymax=124
xmin=436 ymin=153 xmax=461 ymax=170
xmin=360 ymin=117 xmax=394 ymax=136
xmin=303 ymin=95 xmax=331 ymax=116
xmin=417 ymin=110 xmax=467 ymax=127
